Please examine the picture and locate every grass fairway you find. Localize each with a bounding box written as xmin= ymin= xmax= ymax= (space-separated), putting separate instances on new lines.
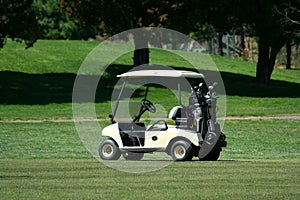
xmin=0 ymin=120 xmax=299 ymax=199
xmin=0 ymin=159 xmax=299 ymax=200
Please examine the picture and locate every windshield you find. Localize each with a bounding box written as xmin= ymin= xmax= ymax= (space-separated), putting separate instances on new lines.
xmin=113 ymin=100 xmax=141 ymax=122
xmin=110 ymin=74 xmax=207 ymax=123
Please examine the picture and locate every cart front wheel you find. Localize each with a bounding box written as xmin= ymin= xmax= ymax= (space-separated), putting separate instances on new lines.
xmin=99 ymin=139 xmax=121 ymax=160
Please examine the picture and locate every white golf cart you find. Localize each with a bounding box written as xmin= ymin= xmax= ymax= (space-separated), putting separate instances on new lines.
xmin=99 ymin=69 xmax=227 ymax=161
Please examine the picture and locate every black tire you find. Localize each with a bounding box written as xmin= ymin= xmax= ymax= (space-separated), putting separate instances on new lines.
xmin=170 ymin=140 xmax=194 ymax=161
xmin=99 ymin=139 xmax=121 ymax=160
xmin=199 ymin=148 xmax=221 ymax=161
xmin=122 ymin=152 xmax=144 ymax=161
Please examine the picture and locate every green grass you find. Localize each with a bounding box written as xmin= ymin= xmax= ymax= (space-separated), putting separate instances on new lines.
xmin=0 ymin=39 xmax=299 ymax=199
xmin=0 ymin=40 xmax=99 ymax=74
xmin=226 ymin=96 xmax=300 ymax=116
xmin=1 ymin=120 xmax=299 ymax=160
xmin=0 ymin=40 xmax=299 ymax=120
xmin=0 ymin=103 xmax=74 ymax=120
xmin=223 ymin=120 xmax=299 ymax=159
xmin=0 ymin=120 xmax=299 ymax=199
xmin=0 ymin=159 xmax=298 ymax=200
xmin=0 ymin=122 xmax=90 ymax=159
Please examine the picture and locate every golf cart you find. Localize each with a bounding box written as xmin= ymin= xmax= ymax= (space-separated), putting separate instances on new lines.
xmin=99 ymin=69 xmax=227 ymax=161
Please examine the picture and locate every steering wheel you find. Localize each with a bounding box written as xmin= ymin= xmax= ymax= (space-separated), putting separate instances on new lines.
xmin=141 ymin=99 xmax=156 ymax=113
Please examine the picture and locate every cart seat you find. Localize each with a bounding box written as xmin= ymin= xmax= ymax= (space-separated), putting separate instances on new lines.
xmin=169 ymin=106 xmax=188 ymax=128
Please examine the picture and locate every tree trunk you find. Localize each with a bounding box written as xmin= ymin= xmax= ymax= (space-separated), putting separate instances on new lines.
xmin=240 ymin=30 xmax=245 ymax=50
xmin=133 ymin=48 xmax=149 ymax=67
xmin=133 ymin=30 xmax=149 ymax=67
xmin=256 ymin=38 xmax=286 ymax=84
xmin=256 ymin=41 xmax=270 ymax=84
xmin=218 ymin=33 xmax=223 ymax=56
xmin=286 ymin=41 xmax=291 ymax=69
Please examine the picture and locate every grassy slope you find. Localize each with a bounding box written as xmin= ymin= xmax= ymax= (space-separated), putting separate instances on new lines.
xmin=0 ymin=40 xmax=97 ymax=74
xmin=0 ymin=40 xmax=300 ymax=119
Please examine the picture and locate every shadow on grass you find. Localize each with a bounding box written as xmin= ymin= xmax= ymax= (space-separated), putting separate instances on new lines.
xmin=0 ymin=64 xmax=142 ymax=105
xmin=220 ymin=71 xmax=300 ymax=97
xmin=0 ymin=64 xmax=299 ymax=105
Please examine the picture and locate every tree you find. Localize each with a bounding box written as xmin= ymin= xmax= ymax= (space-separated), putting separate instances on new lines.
xmin=274 ymin=2 xmax=300 ymax=70
xmin=274 ymin=2 xmax=300 ymax=34
xmin=203 ymin=0 xmax=300 ymax=84
xmin=32 ymin=0 xmax=79 ymax=39
xmin=251 ymin=0 xmax=300 ymax=83
xmin=60 ymin=0 xmax=298 ymax=83
xmin=234 ymin=0 xmax=300 ymax=84
xmin=0 ymin=0 xmax=39 ymax=48
xmin=59 ymin=0 xmax=200 ymax=66
xmin=286 ymin=41 xmax=292 ymax=69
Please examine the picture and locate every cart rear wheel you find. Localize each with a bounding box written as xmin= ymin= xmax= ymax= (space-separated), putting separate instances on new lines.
xmin=99 ymin=139 xmax=121 ymax=160
xmin=123 ymin=152 xmax=144 ymax=161
xmin=170 ymin=140 xmax=193 ymax=161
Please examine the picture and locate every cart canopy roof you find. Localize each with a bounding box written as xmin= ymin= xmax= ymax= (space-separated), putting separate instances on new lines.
xmin=117 ymin=70 xmax=204 ymax=79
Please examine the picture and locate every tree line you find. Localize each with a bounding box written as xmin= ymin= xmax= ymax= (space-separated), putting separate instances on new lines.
xmin=1 ymin=0 xmax=299 ymax=84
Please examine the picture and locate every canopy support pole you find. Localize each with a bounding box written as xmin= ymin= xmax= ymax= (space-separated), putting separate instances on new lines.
xmin=111 ymin=78 xmax=127 ymax=123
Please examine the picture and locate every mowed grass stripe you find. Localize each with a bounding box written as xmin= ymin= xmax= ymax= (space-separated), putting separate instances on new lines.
xmin=0 ymin=159 xmax=299 ymax=199
xmin=0 ymin=120 xmax=299 ymax=159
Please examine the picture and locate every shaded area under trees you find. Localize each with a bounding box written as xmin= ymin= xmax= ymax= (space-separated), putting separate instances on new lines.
xmin=1 ymin=0 xmax=299 ymax=85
